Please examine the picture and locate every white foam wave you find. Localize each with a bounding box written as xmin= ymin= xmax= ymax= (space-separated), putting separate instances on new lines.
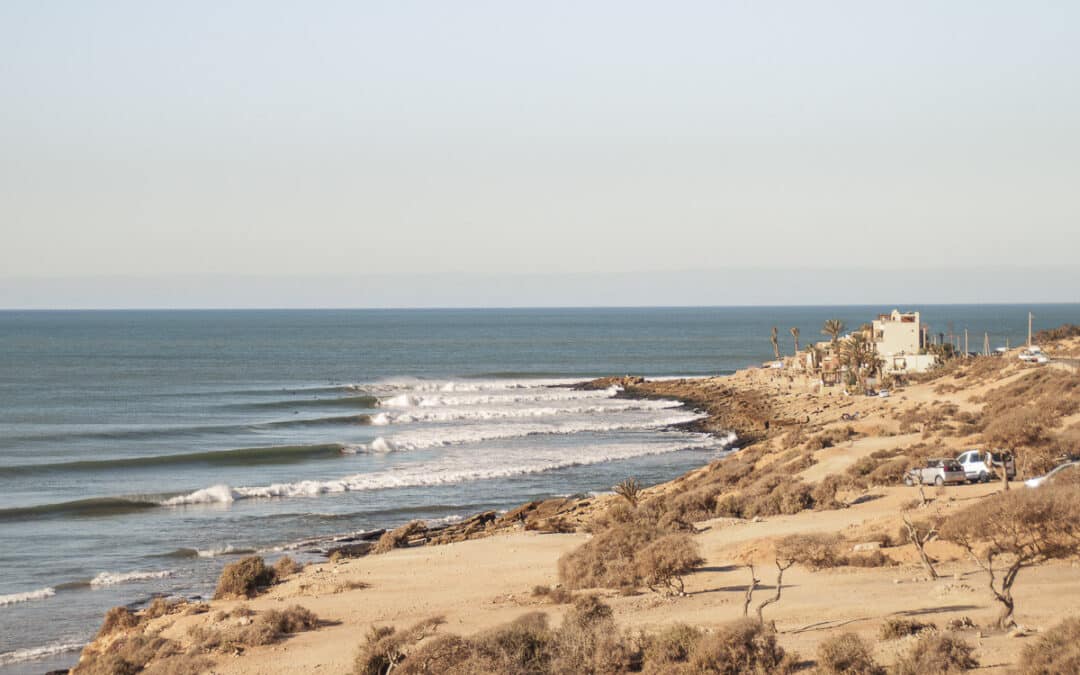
xmin=196 ymin=545 xmax=253 ymax=558
xmin=0 ymin=587 xmax=55 ymax=607
xmin=0 ymin=640 xmax=85 ymax=666
xmin=355 ymin=411 xmax=705 ymax=453
xmin=375 ymin=378 xmax=582 ymax=393
xmin=162 ymin=484 xmax=236 ymax=507
xmin=383 ymin=399 xmax=682 ymax=424
xmin=381 ymin=388 xmax=613 ymax=408
xmin=90 ymin=570 xmax=173 ymax=587
xmin=167 ymin=433 xmax=731 ymax=505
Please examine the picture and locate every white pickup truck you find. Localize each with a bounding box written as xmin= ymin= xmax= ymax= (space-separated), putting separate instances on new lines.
xmin=955 ymin=449 xmax=1016 ymax=483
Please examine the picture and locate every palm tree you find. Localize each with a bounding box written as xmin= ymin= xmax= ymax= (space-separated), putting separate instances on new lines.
xmin=770 ymin=326 xmax=780 ymax=360
xmin=789 ymin=327 xmax=800 ymax=355
xmin=842 ymin=332 xmax=883 ymax=392
xmin=822 ymin=319 xmax=845 ymax=353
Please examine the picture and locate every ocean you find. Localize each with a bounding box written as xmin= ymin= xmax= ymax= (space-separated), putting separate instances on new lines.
xmin=0 ymin=305 xmax=1075 ymax=673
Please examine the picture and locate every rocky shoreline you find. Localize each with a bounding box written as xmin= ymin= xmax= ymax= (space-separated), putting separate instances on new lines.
xmin=322 ymin=375 xmax=774 ymax=557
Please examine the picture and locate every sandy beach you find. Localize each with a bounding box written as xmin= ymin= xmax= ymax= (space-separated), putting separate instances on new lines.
xmin=70 ymin=336 xmax=1080 ymax=674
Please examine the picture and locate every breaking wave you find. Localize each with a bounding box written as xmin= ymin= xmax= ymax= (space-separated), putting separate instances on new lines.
xmin=89 ymin=570 xmax=173 ymax=588
xmin=164 ymin=433 xmax=734 ymax=505
xmin=0 ymin=587 xmax=56 ymax=607
xmin=0 ymin=640 xmax=85 ymax=666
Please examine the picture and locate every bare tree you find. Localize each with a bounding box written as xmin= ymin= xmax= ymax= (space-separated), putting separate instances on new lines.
xmin=789 ymin=327 xmax=800 ymax=356
xmin=902 ymin=515 xmax=941 ymax=580
xmin=941 ymin=486 xmax=1080 ymax=629
xmin=755 ymin=557 xmax=795 ymax=623
xmin=742 ymin=563 xmax=759 ymax=617
xmin=770 ymin=326 xmax=780 ymax=361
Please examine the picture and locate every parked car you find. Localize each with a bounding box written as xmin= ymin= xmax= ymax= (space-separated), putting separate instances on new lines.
xmin=1025 ymin=461 xmax=1080 ymax=488
xmin=955 ymin=449 xmax=1016 ymax=483
xmin=905 ymin=458 xmax=967 ymax=486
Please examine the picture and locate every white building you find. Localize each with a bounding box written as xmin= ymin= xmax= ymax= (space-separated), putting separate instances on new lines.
xmin=872 ymin=310 xmax=936 ymax=374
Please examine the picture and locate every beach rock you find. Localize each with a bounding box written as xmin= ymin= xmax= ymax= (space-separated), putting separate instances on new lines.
xmin=852 ymin=542 xmax=881 ymax=552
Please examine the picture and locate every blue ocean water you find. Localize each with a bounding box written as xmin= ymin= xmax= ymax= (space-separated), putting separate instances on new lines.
xmin=0 ymin=305 xmax=1074 ymax=672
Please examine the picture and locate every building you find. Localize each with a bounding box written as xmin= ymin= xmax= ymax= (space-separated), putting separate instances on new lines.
xmin=872 ymin=309 xmax=936 ymax=374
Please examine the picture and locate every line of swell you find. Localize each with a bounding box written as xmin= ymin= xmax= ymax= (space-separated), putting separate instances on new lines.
xmin=0 ymin=442 xmax=346 ymax=481
xmin=220 ymin=395 xmax=379 ymax=411
xmin=0 ymin=414 xmax=373 ymax=448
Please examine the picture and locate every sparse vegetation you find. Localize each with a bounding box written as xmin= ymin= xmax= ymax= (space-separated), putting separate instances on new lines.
xmin=815 ymin=632 xmax=884 ymax=675
xmin=558 ymin=506 xmax=703 ymax=595
xmin=1017 ymin=616 xmax=1080 ymax=674
xmin=879 ymin=617 xmax=936 ymax=640
xmin=941 ymin=484 xmax=1080 ymax=628
xmin=892 ymin=632 xmax=978 ymax=674
xmin=273 ymin=555 xmax=304 ymax=578
xmin=532 ymin=585 xmax=573 ymax=604
xmin=188 ymin=605 xmax=321 ymax=654
xmin=213 ymin=556 xmax=277 ymax=599
xmin=614 ymin=478 xmax=644 ymax=507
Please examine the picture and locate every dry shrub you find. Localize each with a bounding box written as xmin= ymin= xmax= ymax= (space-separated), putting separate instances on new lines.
xmin=1035 ymin=324 xmax=1080 ymax=343
xmin=636 ymin=534 xmax=704 ymax=595
xmin=353 ymin=616 xmax=446 ymax=675
xmin=262 ymin=605 xmax=319 ymax=633
xmin=642 ymin=624 xmax=702 ymax=672
xmin=879 ymin=617 xmax=935 ymax=640
xmin=811 ymin=475 xmax=846 ymax=511
xmin=558 ymin=512 xmax=702 ymax=593
xmin=551 ymin=596 xmax=639 ymax=674
xmin=272 ymin=555 xmax=303 ymax=578
xmin=74 ymin=634 xmax=211 ymax=675
xmin=213 ymin=556 xmax=276 ymax=599
xmin=892 ymin=632 xmax=977 ymax=674
xmin=686 ymin=618 xmax=797 ymax=675
xmin=845 ymin=551 xmax=895 ymax=568
xmin=780 ymin=533 xmax=845 ymax=570
xmin=372 ymin=521 xmax=427 ymax=554
xmin=143 ymin=597 xmax=183 ymax=621
xmin=1018 ymin=616 xmax=1080 ymax=674
xmin=335 ymin=579 xmax=371 ymax=593
xmin=806 ymin=426 xmax=857 ymax=451
xmin=97 ymin=606 xmax=139 ymax=638
xmin=532 ymin=585 xmax=573 ymax=604
xmin=815 ymin=632 xmax=884 ymax=675
xmin=189 ymin=605 xmax=320 ymax=653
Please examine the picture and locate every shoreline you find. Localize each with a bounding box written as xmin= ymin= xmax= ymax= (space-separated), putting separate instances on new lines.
xmin=51 ymin=337 xmax=1080 ymax=672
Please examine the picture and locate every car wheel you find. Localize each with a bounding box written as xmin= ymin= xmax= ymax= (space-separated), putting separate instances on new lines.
xmin=935 ymin=476 xmax=944 ymax=486
xmin=979 ymin=471 xmax=989 ymax=483
xmin=904 ymin=476 xmax=914 ymax=487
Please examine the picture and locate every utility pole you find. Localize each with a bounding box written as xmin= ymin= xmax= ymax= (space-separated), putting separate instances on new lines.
xmin=964 ymin=328 xmax=969 ymax=356
xmin=1028 ymin=311 xmax=1034 ymax=348
xmin=983 ymin=332 xmax=990 ymax=357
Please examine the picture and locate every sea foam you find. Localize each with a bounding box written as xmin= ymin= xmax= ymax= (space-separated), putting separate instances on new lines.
xmin=0 ymin=587 xmax=56 ymax=607
xmin=0 ymin=640 xmax=85 ymax=666
xmin=90 ymin=570 xmax=173 ymax=587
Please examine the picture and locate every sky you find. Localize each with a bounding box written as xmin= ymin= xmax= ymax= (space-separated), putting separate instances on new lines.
xmin=2 ymin=1 xmax=1079 ymax=308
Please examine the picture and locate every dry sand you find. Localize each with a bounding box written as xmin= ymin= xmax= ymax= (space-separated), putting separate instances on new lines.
xmin=78 ymin=346 xmax=1080 ymax=673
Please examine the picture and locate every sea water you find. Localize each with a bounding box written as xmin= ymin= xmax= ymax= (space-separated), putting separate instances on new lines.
xmin=0 ymin=305 xmax=1074 ymax=672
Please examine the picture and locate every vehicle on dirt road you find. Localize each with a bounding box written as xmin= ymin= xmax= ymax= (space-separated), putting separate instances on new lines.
xmin=1025 ymin=461 xmax=1080 ymax=488
xmin=905 ymin=458 xmax=966 ymax=486
xmin=955 ymin=449 xmax=1016 ymax=483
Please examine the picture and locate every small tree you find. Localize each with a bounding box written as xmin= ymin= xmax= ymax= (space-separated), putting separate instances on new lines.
xmin=613 ymin=478 xmax=642 ymax=507
xmin=941 ymin=486 xmax=1080 ymax=628
xmin=770 ymin=326 xmax=780 ymax=361
xmin=982 ymin=406 xmax=1053 ymax=489
xmin=789 ymin=327 xmax=800 ymax=356
xmin=901 ymin=515 xmax=941 ymax=580
xmin=822 ymin=319 xmax=846 ymax=353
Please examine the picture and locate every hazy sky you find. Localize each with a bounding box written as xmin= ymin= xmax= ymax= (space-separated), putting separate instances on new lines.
xmin=2 ymin=2 xmax=1079 ymax=307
